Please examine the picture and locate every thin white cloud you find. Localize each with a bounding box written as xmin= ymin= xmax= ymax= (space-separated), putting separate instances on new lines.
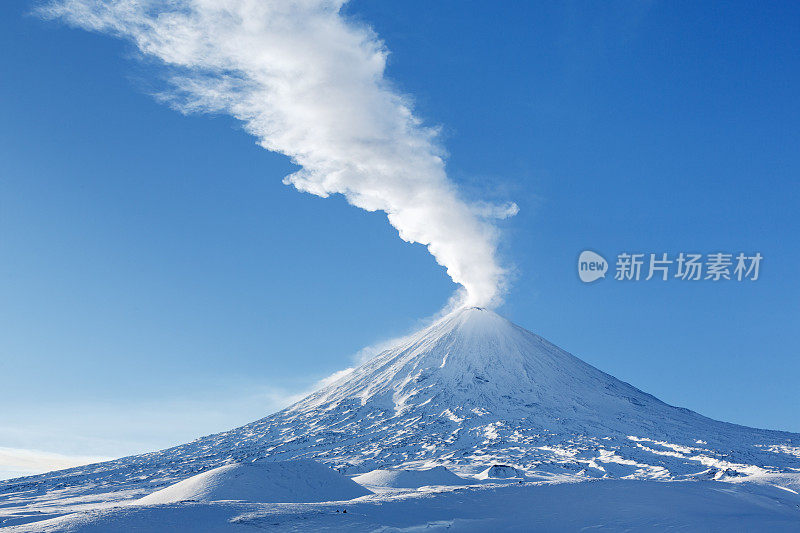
xmin=40 ymin=0 xmax=515 ymax=308
xmin=0 ymin=383 xmax=306 ymax=479
xmin=0 ymin=447 xmax=111 ymax=481
xmin=471 ymin=201 xmax=521 ymax=220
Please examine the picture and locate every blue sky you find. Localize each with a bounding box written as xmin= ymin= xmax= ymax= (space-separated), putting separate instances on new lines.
xmin=1 ymin=1 xmax=798 ymax=477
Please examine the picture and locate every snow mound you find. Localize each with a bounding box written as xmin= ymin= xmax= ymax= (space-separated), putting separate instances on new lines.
xmin=137 ymin=460 xmax=371 ymax=504
xmin=477 ymin=465 xmax=524 ymax=480
xmin=353 ymin=466 xmax=468 ymax=488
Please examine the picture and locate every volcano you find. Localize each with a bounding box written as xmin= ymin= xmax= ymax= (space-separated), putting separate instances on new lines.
xmin=2 ymin=307 xmax=799 ymax=516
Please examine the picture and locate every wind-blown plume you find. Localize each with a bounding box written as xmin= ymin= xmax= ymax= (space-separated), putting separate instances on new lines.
xmin=41 ymin=0 xmax=515 ymax=307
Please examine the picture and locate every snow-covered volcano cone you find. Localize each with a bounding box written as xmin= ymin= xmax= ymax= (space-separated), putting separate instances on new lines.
xmin=2 ymin=307 xmax=798 ymax=498
xmin=110 ymin=306 xmax=795 ymax=483
xmin=290 ymin=306 xmax=668 ymax=422
xmin=245 ymin=307 xmax=796 ymax=476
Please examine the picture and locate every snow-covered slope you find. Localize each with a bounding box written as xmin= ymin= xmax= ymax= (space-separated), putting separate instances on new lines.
xmin=2 ymin=307 xmax=799 ymax=522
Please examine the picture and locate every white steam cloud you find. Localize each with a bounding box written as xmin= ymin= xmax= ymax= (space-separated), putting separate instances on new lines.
xmin=42 ymin=0 xmax=515 ymax=307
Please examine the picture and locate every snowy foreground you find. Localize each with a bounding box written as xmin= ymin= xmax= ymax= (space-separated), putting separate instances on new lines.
xmin=2 ymin=307 xmax=799 ymax=531
xmin=3 ymin=472 xmax=800 ymax=531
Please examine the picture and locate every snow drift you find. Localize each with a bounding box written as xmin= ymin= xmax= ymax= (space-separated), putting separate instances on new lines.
xmin=353 ymin=466 xmax=467 ymax=489
xmin=138 ymin=460 xmax=370 ymax=504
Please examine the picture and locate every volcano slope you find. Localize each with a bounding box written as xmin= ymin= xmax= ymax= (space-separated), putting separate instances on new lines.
xmin=1 ymin=307 xmax=799 ymax=527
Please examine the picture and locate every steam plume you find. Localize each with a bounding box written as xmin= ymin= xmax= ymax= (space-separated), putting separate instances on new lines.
xmin=42 ymin=0 xmax=515 ymax=307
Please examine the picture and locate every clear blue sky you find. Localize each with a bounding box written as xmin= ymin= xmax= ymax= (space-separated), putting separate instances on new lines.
xmin=1 ymin=1 xmax=798 ymax=476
